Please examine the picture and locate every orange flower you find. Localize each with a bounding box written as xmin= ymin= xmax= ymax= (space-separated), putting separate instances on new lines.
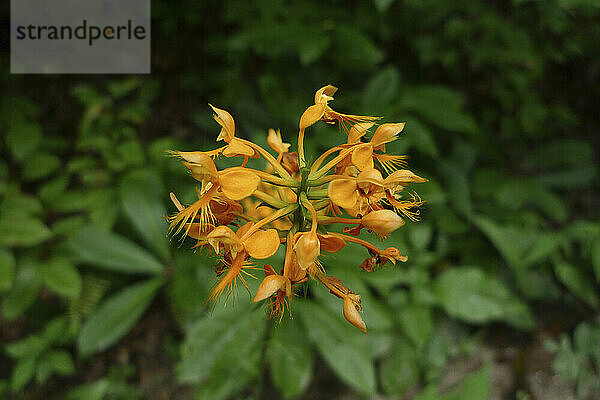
xmin=267 ymin=128 xmax=291 ymax=158
xmin=206 ymin=223 xmax=280 ymax=260
xmin=210 ymin=105 xmax=259 ymax=159
xmin=168 ymin=84 xmax=427 ymax=333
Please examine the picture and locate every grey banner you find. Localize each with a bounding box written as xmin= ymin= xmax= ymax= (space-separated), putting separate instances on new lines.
xmin=11 ymin=0 xmax=150 ymax=73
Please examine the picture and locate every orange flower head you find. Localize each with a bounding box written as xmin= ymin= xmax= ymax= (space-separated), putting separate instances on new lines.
xmin=168 ymin=85 xmax=427 ymax=332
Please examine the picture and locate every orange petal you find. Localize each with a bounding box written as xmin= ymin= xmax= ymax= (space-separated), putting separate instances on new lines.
xmin=299 ymin=103 xmax=326 ymax=131
xmin=244 ymin=229 xmax=280 ymax=259
xmin=209 ymin=104 xmax=235 ymax=142
xmin=318 ymin=235 xmax=346 ymax=253
xmin=267 ymin=128 xmax=291 ymax=154
xmin=223 ymin=138 xmax=258 ymax=158
xmin=182 ymin=154 xmax=218 ymax=182
xmin=384 ymin=169 xmax=428 ymax=189
xmin=206 ymin=225 xmax=240 ymax=253
xmin=347 ymin=122 xmax=375 ymax=144
xmin=328 ymin=179 xmax=358 ymax=209
xmin=351 ymin=143 xmax=374 ymax=170
xmin=371 ymin=123 xmax=405 ymax=148
xmin=356 ymin=169 xmax=384 ymax=193
xmin=253 ymin=274 xmax=286 ymax=302
xmin=219 ymin=169 xmax=260 ymax=200
xmin=314 ymin=85 xmax=338 ymax=104
xmin=187 ymin=223 xmax=215 ymax=240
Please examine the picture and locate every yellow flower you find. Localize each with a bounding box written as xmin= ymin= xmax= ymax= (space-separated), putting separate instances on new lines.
xmin=168 ymin=84 xmax=427 ymax=332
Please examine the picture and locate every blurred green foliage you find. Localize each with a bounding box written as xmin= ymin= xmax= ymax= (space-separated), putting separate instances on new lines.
xmin=1 ymin=0 xmax=599 ymax=399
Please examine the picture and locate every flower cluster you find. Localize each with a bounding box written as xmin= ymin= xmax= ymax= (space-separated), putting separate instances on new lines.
xmin=168 ymin=85 xmax=426 ymax=333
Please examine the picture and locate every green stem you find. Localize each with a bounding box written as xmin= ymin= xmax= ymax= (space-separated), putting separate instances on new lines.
xmin=253 ymin=190 xmax=289 ymax=208
xmin=307 ymin=189 xmax=328 ymax=199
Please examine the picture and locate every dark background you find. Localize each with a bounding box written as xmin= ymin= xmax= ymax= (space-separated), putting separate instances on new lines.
xmin=0 ymin=0 xmax=599 ymax=399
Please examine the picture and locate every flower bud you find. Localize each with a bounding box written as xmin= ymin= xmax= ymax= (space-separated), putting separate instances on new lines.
xmin=253 ymin=274 xmax=286 ymax=302
xmin=343 ymin=294 xmax=367 ymax=333
xmin=294 ymin=231 xmax=320 ymax=269
xmin=361 ymin=210 xmax=405 ymax=237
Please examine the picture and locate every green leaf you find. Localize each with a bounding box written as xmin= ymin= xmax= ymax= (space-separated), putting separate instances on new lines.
xmin=554 ymin=261 xmax=599 ymax=308
xmin=42 ymin=257 xmax=82 ymax=299
xmin=35 ymin=354 xmax=52 ymax=384
xmin=42 ymin=316 xmax=69 ymax=344
xmin=178 ymin=305 xmax=266 ymax=384
xmin=69 ymin=226 xmax=164 ymax=275
xmin=297 ymin=34 xmax=330 ymax=65
xmin=6 ymin=121 xmax=42 ymax=160
xmin=179 ymin=305 xmax=266 ymax=400
xmin=0 ymin=248 xmax=16 ymax=292
xmin=298 ymin=301 xmax=376 ymax=394
xmin=120 ymin=169 xmax=170 ymax=261
xmin=47 ymin=349 xmax=75 ymax=375
xmin=400 ymin=86 xmax=478 ymax=136
xmin=65 ymin=380 xmax=110 ymax=400
xmin=362 ymin=66 xmax=400 ymax=111
xmin=39 ymin=175 xmax=70 ymax=203
xmin=108 ymin=78 xmax=141 ymax=99
xmin=380 ymin=338 xmax=420 ymax=396
xmin=1 ymin=185 xmax=43 ymax=216
xmin=471 ymin=215 xmax=560 ymax=288
xmin=444 ymin=364 xmax=490 ymax=400
xmin=397 ymin=303 xmax=433 ymax=350
xmin=525 ymin=139 xmax=594 ymax=169
xmin=2 ymin=261 xmax=42 ymax=320
xmin=22 ymin=152 xmax=61 ymax=181
xmin=78 ymin=278 xmax=163 ymax=355
xmin=5 ymin=335 xmax=47 ymax=359
xmin=592 ymin=240 xmax=600 ymax=282
xmin=332 ymin=27 xmax=383 ymax=70
xmin=0 ymin=214 xmax=53 ymax=247
xmin=536 ymin=165 xmax=596 ymax=188
xmin=434 ymin=267 xmax=534 ymax=329
xmin=438 ymin=160 xmax=471 ymax=216
xmin=11 ymin=357 xmax=36 ymax=391
xmin=267 ymin=318 xmax=314 ymax=399
xmin=373 ymin=0 xmax=395 ymax=12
